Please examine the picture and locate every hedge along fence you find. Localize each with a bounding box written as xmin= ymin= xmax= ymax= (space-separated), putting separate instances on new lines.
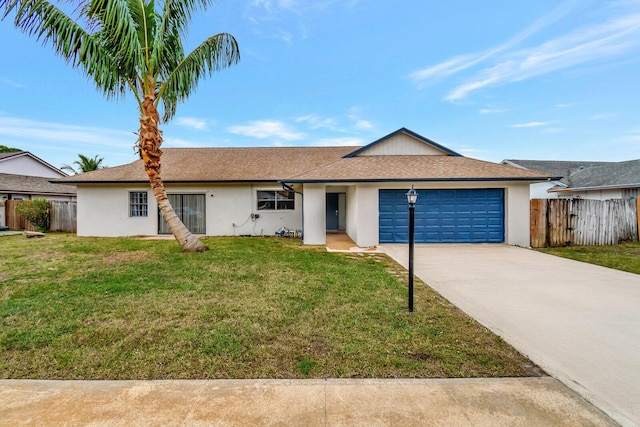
xmin=530 ymin=198 xmax=639 ymax=247
xmin=5 ymin=200 xmax=77 ymax=233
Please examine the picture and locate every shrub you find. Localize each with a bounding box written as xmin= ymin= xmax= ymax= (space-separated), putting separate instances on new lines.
xmin=16 ymin=198 xmax=50 ymax=232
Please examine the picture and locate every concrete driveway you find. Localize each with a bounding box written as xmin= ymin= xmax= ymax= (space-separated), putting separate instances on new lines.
xmin=380 ymin=244 xmax=640 ymax=427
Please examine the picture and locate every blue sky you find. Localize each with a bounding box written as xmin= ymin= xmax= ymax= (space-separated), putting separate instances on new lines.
xmin=1 ymin=0 xmax=639 ymax=170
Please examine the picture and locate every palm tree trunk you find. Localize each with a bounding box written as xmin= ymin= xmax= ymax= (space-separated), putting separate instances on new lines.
xmin=138 ymin=95 xmax=208 ymax=252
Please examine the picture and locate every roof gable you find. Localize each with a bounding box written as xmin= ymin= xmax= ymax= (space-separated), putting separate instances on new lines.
xmin=344 ymin=128 xmax=461 ymax=158
xmin=0 ymin=151 xmax=67 ymax=178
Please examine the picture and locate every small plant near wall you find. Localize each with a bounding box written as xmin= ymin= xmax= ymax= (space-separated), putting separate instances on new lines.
xmin=16 ymin=198 xmax=50 ymax=233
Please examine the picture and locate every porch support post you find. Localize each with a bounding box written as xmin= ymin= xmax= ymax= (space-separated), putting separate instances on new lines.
xmin=302 ymin=183 xmax=326 ymax=245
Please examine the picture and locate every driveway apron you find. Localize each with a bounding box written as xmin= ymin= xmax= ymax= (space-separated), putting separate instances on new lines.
xmin=380 ymin=244 xmax=640 ymax=427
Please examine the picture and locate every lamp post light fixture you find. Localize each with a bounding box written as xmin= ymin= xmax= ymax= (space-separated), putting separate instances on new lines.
xmin=406 ymin=185 xmax=418 ymax=312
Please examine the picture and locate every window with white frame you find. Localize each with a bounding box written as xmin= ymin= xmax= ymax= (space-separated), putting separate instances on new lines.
xmin=129 ymin=191 xmax=148 ymax=217
xmin=257 ymin=190 xmax=295 ymax=210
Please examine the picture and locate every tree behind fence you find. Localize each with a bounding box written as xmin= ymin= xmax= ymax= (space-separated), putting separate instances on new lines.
xmin=531 ymin=198 xmax=639 ymax=247
xmin=5 ymin=200 xmax=77 ymax=233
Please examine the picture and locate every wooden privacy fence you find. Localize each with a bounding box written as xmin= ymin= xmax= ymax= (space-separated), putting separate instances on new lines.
xmin=531 ymin=198 xmax=639 ymax=247
xmin=4 ymin=200 xmax=77 ymax=233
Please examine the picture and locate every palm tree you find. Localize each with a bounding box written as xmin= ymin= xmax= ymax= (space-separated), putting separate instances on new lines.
xmin=1 ymin=0 xmax=239 ymax=252
xmin=61 ymin=153 xmax=104 ymax=174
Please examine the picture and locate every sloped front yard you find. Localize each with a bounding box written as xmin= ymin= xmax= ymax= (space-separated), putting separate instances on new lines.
xmin=0 ymin=234 xmax=538 ymax=379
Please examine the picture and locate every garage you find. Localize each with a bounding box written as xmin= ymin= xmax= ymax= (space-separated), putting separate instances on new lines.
xmin=379 ymin=189 xmax=504 ymax=243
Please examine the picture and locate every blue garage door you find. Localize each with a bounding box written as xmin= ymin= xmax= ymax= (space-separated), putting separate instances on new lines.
xmin=379 ymin=189 xmax=504 ymax=243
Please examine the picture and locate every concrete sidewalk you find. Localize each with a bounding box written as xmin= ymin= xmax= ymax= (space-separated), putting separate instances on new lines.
xmin=380 ymin=244 xmax=640 ymax=427
xmin=0 ymin=378 xmax=614 ymax=426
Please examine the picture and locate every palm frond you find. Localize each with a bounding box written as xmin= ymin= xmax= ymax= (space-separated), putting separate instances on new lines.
xmin=159 ymin=32 xmax=239 ymax=121
xmin=3 ymin=0 xmax=126 ymax=97
xmin=88 ymin=0 xmax=144 ymax=71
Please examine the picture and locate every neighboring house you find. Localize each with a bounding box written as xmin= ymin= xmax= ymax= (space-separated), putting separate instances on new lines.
xmin=502 ymin=159 xmax=640 ymax=200
xmin=54 ymin=128 xmax=551 ymax=247
xmin=0 ymin=151 xmax=68 ymax=179
xmin=0 ymin=151 xmax=76 ymax=228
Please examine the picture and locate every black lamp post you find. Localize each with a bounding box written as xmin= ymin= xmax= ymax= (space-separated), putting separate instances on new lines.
xmin=406 ymin=185 xmax=418 ymax=312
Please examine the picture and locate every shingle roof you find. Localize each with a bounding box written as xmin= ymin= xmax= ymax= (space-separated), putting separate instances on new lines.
xmin=55 ymin=147 xmax=357 ymax=183
xmin=0 ymin=173 xmax=76 ymax=195
xmin=285 ymin=155 xmax=552 ymax=182
xmin=54 ymin=147 xmax=553 ymax=184
xmin=561 ymin=159 xmax=640 ymax=190
xmin=502 ymin=160 xmax=612 ymax=181
xmin=503 ymin=159 xmax=640 ymax=190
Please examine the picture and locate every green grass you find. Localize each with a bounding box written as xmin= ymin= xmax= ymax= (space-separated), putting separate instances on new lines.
xmin=0 ymin=234 xmax=539 ymax=379
xmin=538 ymin=241 xmax=640 ymax=275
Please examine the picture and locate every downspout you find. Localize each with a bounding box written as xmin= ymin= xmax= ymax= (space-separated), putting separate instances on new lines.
xmin=279 ymin=181 xmax=304 ymax=240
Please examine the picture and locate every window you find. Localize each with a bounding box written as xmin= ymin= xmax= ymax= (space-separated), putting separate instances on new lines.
xmin=130 ymin=192 xmax=148 ymax=217
xmin=257 ymin=190 xmax=295 ymax=210
xmin=159 ymin=194 xmax=206 ymax=234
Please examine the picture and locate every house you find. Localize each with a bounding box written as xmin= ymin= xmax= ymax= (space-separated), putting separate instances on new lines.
xmin=55 ymin=128 xmax=552 ymax=247
xmin=502 ymin=159 xmax=640 ymax=200
xmin=0 ymin=151 xmax=76 ymax=228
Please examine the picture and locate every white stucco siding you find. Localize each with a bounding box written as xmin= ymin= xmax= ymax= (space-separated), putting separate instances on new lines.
xmin=302 ymin=183 xmax=326 ymax=245
xmin=77 ymin=183 xmax=303 ymax=237
xmin=530 ymin=182 xmax=558 ymax=199
xmin=208 ymin=185 xmax=302 ymax=236
xmin=356 ymin=134 xmax=447 ymax=156
xmin=77 ymin=185 xmax=157 ymax=237
xmin=352 ymin=184 xmax=379 ymax=247
xmin=0 ymin=156 xmax=65 ymax=178
xmin=504 ymin=184 xmax=531 ymax=247
xmin=345 ymin=186 xmax=358 ymax=243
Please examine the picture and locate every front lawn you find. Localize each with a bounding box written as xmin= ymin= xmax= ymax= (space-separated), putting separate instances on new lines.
xmin=537 ymin=241 xmax=640 ymax=275
xmin=0 ymin=234 xmax=538 ymax=379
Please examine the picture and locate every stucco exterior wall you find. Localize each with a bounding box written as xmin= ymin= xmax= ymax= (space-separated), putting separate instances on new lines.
xmin=351 ymin=184 xmax=379 ymax=248
xmin=77 ymin=183 xmax=303 ymax=237
xmin=345 ymin=186 xmax=358 ymax=243
xmin=530 ymin=182 xmax=558 ymax=199
xmin=302 ymin=183 xmax=326 ymax=244
xmin=504 ymin=184 xmax=531 ymax=247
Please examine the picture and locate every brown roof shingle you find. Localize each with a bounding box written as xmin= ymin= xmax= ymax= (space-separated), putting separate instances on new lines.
xmin=285 ymin=155 xmax=553 ymax=182
xmin=54 ymin=146 xmax=553 ymax=184
xmin=55 ymin=147 xmax=356 ymax=183
xmin=0 ymin=173 xmax=76 ymax=195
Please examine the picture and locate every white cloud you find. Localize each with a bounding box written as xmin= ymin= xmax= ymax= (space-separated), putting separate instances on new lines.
xmin=410 ymin=1 xmax=580 ymax=89
xmin=0 ymin=115 xmax=133 ymax=148
xmin=445 ymin=8 xmax=640 ymax=101
xmin=295 ymin=114 xmax=340 ymax=130
xmin=478 ymin=108 xmax=508 ymax=114
xmin=176 ymin=117 xmax=208 ymax=131
xmin=227 ymin=120 xmax=305 ymax=140
xmin=353 ymin=119 xmax=374 ymax=130
xmin=0 ymin=77 xmax=23 ymax=88
xmin=510 ymin=121 xmax=553 ymax=128
xmin=409 ymin=1 xmax=640 ymax=101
